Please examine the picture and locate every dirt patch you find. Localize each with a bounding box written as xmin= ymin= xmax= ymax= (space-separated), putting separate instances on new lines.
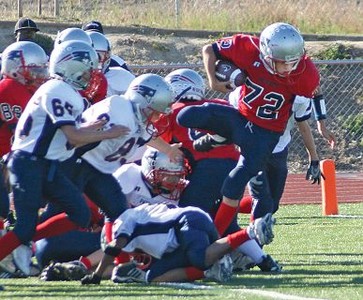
xmin=0 ymin=21 xmax=362 ymax=64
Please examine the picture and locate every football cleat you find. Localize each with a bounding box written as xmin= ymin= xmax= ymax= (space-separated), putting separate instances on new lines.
xmin=230 ymin=250 xmax=256 ymax=271
xmin=204 ymin=254 xmax=233 ymax=283
xmin=257 ymin=255 xmax=282 ymax=273
xmin=193 ymin=134 xmax=230 ymax=152
xmin=247 ymin=213 xmax=275 ymax=245
xmin=112 ymin=261 xmax=147 ymax=283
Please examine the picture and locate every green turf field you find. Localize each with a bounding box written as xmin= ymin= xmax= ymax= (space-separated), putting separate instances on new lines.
xmin=0 ymin=202 xmax=362 ymax=300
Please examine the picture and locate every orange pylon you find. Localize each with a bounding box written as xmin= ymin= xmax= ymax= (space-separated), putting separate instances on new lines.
xmin=320 ymin=159 xmax=338 ymax=215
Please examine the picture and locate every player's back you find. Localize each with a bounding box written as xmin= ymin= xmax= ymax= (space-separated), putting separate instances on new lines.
xmin=12 ymin=79 xmax=84 ymax=161
xmin=80 ymin=95 xmax=150 ymax=174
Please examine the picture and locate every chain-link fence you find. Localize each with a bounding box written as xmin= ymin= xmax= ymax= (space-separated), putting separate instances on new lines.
xmin=129 ymin=60 xmax=363 ymax=173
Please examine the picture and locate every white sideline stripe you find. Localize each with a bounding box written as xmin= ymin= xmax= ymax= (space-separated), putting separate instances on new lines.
xmin=329 ymin=214 xmax=363 ymax=219
xmin=236 ymin=289 xmax=327 ymax=300
xmin=158 ymin=282 xmax=214 ymax=289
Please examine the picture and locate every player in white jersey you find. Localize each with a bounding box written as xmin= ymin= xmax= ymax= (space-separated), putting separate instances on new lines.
xmin=0 ymin=40 xmax=129 ymax=270
xmin=42 ymin=74 xmax=183 ymax=253
xmin=113 ymin=148 xmax=189 ymax=207
xmin=86 ymin=31 xmax=135 ymax=97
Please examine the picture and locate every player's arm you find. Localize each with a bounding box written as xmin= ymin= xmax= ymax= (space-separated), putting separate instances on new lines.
xmin=297 ymin=120 xmax=319 ymax=162
xmin=297 ymin=120 xmax=322 ymax=184
xmin=312 ymin=87 xmax=336 ymax=149
xmin=147 ymin=136 xmax=183 ymax=163
xmin=61 ymin=124 xmax=130 ymax=148
xmin=202 ymin=44 xmax=231 ymax=93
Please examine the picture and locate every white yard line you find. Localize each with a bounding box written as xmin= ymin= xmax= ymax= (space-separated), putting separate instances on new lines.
xmin=329 ymin=214 xmax=363 ymax=219
xmin=235 ymin=288 xmax=327 ymax=300
xmin=158 ymin=282 xmax=214 ymax=289
xmin=158 ymin=283 xmax=327 ymax=300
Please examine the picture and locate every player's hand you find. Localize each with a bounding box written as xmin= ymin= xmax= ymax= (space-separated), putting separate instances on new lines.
xmin=81 ymin=272 xmax=102 ymax=285
xmin=209 ymin=79 xmax=233 ymax=94
xmin=167 ymin=142 xmax=184 ymax=163
xmin=106 ymin=125 xmax=130 ymax=138
xmin=317 ymin=122 xmax=336 ymax=149
xmin=305 ymin=160 xmax=324 ymax=184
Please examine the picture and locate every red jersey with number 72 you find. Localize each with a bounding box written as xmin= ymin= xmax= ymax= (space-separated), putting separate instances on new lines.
xmin=214 ymin=34 xmax=320 ymax=133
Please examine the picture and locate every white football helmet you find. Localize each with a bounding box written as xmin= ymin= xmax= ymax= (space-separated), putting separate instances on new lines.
xmin=49 ymin=40 xmax=98 ymax=90
xmin=165 ymin=68 xmax=205 ymax=101
xmin=1 ymin=41 xmax=48 ymax=87
xmin=141 ymin=147 xmax=188 ymax=200
xmin=125 ymin=74 xmax=174 ymax=133
xmin=86 ymin=31 xmax=111 ymax=73
xmin=259 ymin=22 xmax=305 ymax=75
xmin=54 ymin=27 xmax=93 ymax=48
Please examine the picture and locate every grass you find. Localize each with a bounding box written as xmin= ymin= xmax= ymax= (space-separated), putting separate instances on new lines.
xmin=1 ymin=0 xmax=362 ymax=34
xmin=1 ymin=202 xmax=362 ymax=300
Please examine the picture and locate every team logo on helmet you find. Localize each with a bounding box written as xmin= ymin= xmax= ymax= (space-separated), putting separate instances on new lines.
xmin=130 ymin=84 xmax=157 ymax=104
xmin=57 ymin=50 xmax=92 ymax=64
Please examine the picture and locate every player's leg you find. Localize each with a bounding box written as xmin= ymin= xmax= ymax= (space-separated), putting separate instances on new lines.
xmin=179 ymin=158 xmax=236 ymax=213
xmin=35 ymin=230 xmax=101 ymax=269
xmin=267 ymin=149 xmax=289 ymax=214
xmin=0 ymin=152 xmax=45 ymax=261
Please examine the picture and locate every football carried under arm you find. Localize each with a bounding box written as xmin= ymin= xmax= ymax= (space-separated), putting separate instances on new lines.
xmin=215 ymin=60 xmax=247 ymax=90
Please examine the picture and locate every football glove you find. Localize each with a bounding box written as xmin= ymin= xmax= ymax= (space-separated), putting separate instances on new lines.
xmin=39 ymin=262 xmax=68 ymax=281
xmin=306 ymin=160 xmax=324 ymax=184
xmin=81 ymin=272 xmax=102 ymax=285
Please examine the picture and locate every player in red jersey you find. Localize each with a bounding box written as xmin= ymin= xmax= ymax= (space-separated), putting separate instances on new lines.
xmin=0 ymin=41 xmax=48 ymax=276
xmin=177 ymin=23 xmax=320 ymax=238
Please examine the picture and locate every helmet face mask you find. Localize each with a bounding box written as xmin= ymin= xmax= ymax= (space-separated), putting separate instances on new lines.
xmin=165 ymin=68 xmax=205 ymax=101
xmin=259 ymin=22 xmax=305 ymax=76
xmin=49 ymin=40 xmax=99 ymax=90
xmin=1 ymin=41 xmax=49 ymax=88
xmin=141 ymin=148 xmax=188 ymax=201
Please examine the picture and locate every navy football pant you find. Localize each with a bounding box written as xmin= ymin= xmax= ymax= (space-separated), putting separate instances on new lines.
xmin=179 ymin=158 xmax=240 ymax=234
xmin=249 ymin=148 xmax=288 ymax=218
xmin=7 ymin=151 xmax=90 ymax=243
xmin=147 ymin=210 xmax=218 ymax=281
xmin=0 ymin=169 xmax=9 ymax=219
xmin=35 ymin=230 xmax=101 ymax=269
xmin=54 ymin=155 xmax=128 ymax=222
xmin=177 ymin=103 xmax=281 ymax=201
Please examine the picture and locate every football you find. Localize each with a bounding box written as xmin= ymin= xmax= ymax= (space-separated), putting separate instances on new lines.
xmin=215 ymin=60 xmax=246 ymax=89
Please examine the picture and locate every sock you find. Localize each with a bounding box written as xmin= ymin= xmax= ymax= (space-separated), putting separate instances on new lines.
xmin=237 ymin=239 xmax=265 ymax=263
xmin=239 ymin=196 xmax=252 ymax=214
xmin=33 ymin=212 xmax=79 ymax=241
xmin=226 ymin=228 xmax=250 ymax=249
xmin=214 ymin=202 xmax=237 ymax=236
xmin=0 ymin=231 xmax=22 ymax=260
xmin=185 ymin=267 xmax=204 ymax=281
xmin=79 ymin=256 xmax=92 ymax=270
xmin=104 ymin=221 xmax=113 ymax=244
xmin=114 ymin=251 xmax=131 ymax=265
